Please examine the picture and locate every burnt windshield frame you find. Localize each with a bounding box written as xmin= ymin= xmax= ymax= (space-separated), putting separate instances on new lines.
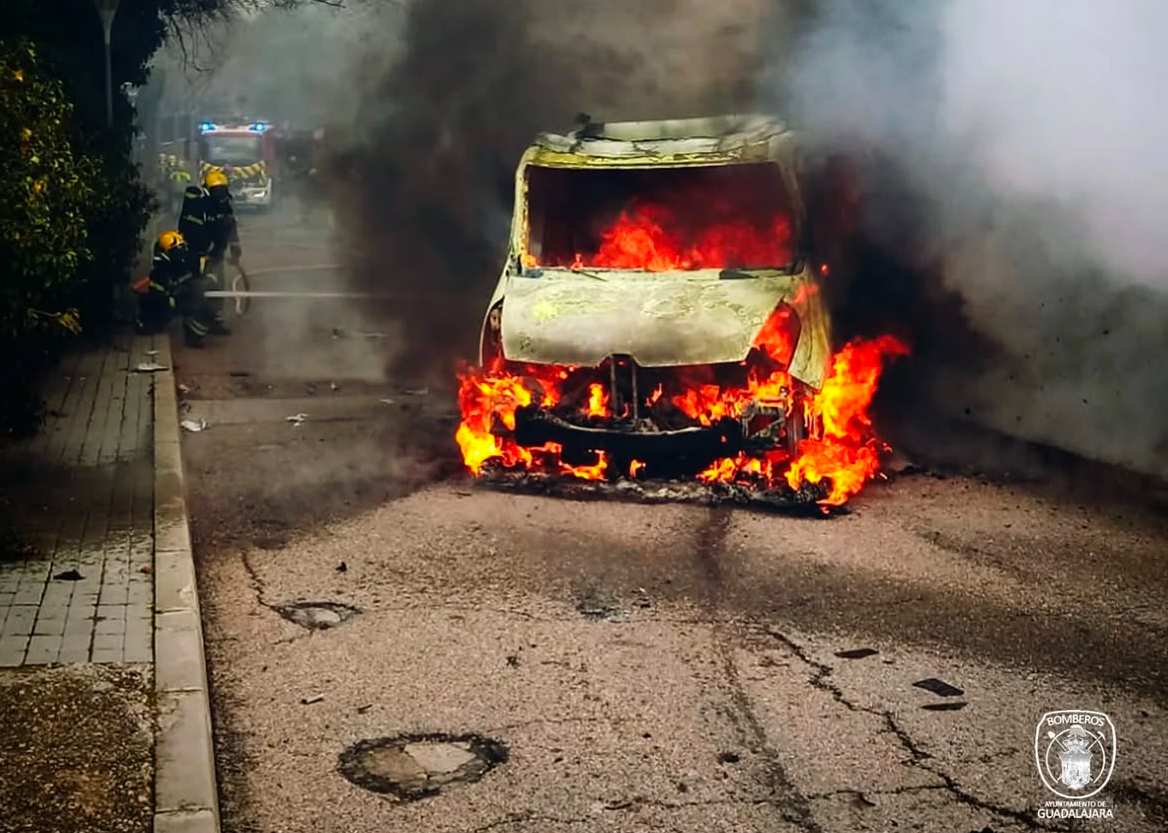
xmin=524 ymin=163 xmax=801 ymax=274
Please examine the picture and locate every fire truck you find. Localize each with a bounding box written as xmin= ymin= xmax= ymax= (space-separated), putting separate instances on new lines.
xmin=196 ymin=119 xmax=280 ymax=210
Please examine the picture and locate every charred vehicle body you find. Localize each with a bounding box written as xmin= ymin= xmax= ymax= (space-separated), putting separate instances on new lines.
xmin=470 ymin=115 xmax=832 ymax=480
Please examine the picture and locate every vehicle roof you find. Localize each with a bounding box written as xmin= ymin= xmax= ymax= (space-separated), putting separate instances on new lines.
xmin=528 ymin=114 xmax=792 ymax=167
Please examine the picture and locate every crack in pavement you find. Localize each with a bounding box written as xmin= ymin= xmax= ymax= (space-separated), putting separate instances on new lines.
xmin=240 ymin=550 xmax=279 ymax=612
xmin=765 ymin=627 xmax=1069 ymax=832
xmin=693 ymin=508 xmax=825 ymax=833
xmin=240 ymin=550 xmax=314 ymax=645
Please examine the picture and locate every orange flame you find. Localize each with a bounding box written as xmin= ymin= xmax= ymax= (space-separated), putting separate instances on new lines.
xmin=531 ymin=198 xmax=794 ymax=273
xmin=455 ymin=360 xmax=566 ymax=475
xmin=560 ymin=451 xmax=608 ymax=481
xmin=588 ymin=202 xmax=794 ymax=271
xmin=455 ymin=335 xmax=908 ymax=506
xmin=696 ymin=335 xmax=909 ymax=505
xmin=785 ymin=335 xmax=910 ymax=504
xmin=586 ymin=383 xmax=609 ymax=417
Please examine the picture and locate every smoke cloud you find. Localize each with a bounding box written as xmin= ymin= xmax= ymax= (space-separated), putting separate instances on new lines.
xmin=329 ymin=0 xmax=776 ymax=377
xmin=774 ymin=0 xmax=1168 ymax=477
xmin=181 ymin=0 xmax=1168 ymax=478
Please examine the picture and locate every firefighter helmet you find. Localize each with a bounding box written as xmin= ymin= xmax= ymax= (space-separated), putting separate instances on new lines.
xmin=158 ymin=230 xmax=186 ymax=252
xmin=203 ymin=169 xmax=229 ymax=188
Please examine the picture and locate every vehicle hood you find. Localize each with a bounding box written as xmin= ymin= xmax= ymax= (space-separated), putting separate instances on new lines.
xmin=500 ymin=270 xmax=825 ymax=379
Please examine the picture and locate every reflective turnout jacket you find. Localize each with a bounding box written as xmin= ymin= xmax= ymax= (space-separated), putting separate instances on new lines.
xmin=178 ymin=186 xmax=239 ymax=259
xmin=150 ymin=242 xmax=194 ymax=290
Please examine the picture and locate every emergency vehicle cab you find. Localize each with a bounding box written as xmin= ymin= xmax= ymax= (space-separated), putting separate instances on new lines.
xmin=197 ymin=119 xmax=278 ymax=210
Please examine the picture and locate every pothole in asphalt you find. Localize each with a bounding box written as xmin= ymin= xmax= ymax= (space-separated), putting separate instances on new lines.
xmin=338 ymin=733 xmax=508 ymax=801
xmin=273 ymin=601 xmax=360 ymax=630
xmin=575 ymin=586 xmax=622 ymax=619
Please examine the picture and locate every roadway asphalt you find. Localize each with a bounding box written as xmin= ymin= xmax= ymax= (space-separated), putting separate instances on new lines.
xmin=174 ymin=201 xmax=1168 ymax=833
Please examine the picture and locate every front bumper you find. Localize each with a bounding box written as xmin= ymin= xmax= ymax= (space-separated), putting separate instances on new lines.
xmin=513 ymin=406 xmax=745 ymax=462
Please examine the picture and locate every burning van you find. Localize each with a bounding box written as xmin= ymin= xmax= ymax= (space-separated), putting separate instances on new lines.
xmin=458 ymin=115 xmax=907 ymax=507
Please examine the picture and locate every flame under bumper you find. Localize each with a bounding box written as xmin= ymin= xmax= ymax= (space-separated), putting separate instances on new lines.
xmin=513 ymin=406 xmax=747 ymax=465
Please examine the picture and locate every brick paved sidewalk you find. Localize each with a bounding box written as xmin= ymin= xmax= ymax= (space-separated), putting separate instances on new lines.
xmin=0 ymin=333 xmax=160 ymax=666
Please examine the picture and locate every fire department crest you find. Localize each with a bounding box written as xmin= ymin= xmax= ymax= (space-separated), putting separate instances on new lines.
xmin=1035 ymin=710 xmax=1117 ymax=799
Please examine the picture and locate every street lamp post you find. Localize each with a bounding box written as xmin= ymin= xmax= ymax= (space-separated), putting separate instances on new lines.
xmin=93 ymin=0 xmax=120 ymax=127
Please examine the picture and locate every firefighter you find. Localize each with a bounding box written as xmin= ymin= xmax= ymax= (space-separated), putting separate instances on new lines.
xmin=178 ymin=169 xmax=241 ymax=334
xmin=135 ymin=230 xmax=218 ymax=346
xmin=132 ymin=233 xmax=178 ymax=335
xmin=202 ymin=168 xmax=243 ymax=269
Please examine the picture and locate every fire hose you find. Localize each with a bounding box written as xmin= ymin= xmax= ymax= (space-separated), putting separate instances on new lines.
xmin=200 ymin=263 xmax=402 ymax=312
xmin=204 ymin=290 xmax=396 ymax=299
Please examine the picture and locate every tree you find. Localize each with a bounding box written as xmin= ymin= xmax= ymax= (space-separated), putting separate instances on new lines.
xmin=0 ymin=41 xmax=93 ymax=432
xmin=0 ymin=42 xmax=92 ymax=339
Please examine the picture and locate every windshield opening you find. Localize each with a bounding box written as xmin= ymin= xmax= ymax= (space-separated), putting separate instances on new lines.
xmin=205 ymin=135 xmax=262 ymax=166
xmin=525 ymin=163 xmax=795 ymax=272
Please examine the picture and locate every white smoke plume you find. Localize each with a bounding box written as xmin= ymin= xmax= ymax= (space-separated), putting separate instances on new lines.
xmin=775 ymin=0 xmax=1168 ymax=477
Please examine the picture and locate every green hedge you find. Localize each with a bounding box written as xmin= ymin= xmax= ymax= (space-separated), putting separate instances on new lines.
xmin=0 ymin=40 xmax=93 ymax=342
xmin=0 ymin=41 xmax=96 ymax=434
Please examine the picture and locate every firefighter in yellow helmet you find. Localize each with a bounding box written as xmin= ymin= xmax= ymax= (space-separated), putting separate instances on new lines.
xmin=178 ymin=168 xmax=241 ymax=335
xmin=133 ymin=231 xmax=181 ymax=334
xmin=133 ymin=230 xmax=219 ymax=346
xmin=204 ymin=168 xmax=241 ymax=262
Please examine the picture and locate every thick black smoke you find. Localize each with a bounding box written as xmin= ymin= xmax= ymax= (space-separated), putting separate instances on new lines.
xmin=323 ymin=0 xmax=1168 ymax=478
xmin=328 ymin=0 xmax=776 ymax=377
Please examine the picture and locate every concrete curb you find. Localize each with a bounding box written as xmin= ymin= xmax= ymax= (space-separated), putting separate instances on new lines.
xmin=152 ymin=335 xmax=222 ymax=833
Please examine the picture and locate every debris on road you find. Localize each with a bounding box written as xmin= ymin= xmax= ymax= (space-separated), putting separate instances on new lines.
xmin=403 ymin=388 xmax=429 ymax=396
xmin=52 ymin=569 xmax=84 ymax=581
xmin=835 ymin=648 xmax=879 ymax=660
xmin=285 ymin=413 xmax=309 ymax=426
xmin=177 ymin=383 xmax=192 ymax=395
xmin=378 ymin=398 xmax=396 ymax=405
xmin=132 ymin=361 xmax=167 ymax=373
xmin=336 ymin=561 xmax=347 ymax=573
xmin=913 ymin=677 xmax=965 ymax=698
xmin=330 ymin=382 xmax=340 ymax=392
xmin=921 ymin=702 xmax=968 ymax=711
xmin=300 ymin=694 xmax=324 ymax=705
xmin=180 ymin=418 xmax=208 ymax=433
